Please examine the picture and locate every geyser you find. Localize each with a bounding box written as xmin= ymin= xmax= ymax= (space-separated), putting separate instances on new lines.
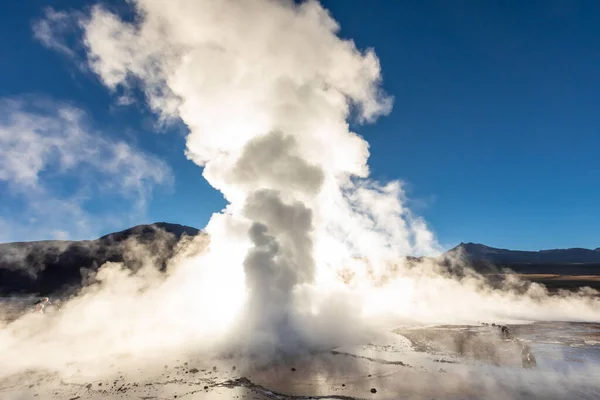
xmin=76 ymin=0 xmax=405 ymax=353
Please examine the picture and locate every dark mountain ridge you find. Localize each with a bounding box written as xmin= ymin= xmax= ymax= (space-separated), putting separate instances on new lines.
xmin=0 ymin=223 xmax=201 ymax=296
xmin=448 ymin=242 xmax=600 ymax=264
xmin=446 ymin=242 xmax=600 ymax=276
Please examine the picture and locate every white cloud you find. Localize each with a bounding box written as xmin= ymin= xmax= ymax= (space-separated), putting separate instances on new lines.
xmin=52 ymin=230 xmax=70 ymax=240
xmin=32 ymin=8 xmax=83 ymax=66
xmin=0 ymin=97 xmax=173 ymax=242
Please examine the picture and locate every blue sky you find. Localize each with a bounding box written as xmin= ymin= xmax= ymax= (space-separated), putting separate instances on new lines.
xmin=1 ymin=0 xmax=599 ymax=250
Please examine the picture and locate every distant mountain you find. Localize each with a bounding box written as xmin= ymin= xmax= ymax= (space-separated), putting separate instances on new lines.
xmin=0 ymin=223 xmax=201 ymax=296
xmin=3 ymin=226 xmax=599 ymax=297
xmin=97 ymin=223 xmax=200 ymax=243
xmin=447 ymin=242 xmax=600 ymax=264
xmin=445 ymin=242 xmax=600 ymax=275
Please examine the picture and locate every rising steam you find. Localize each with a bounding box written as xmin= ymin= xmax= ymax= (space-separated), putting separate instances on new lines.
xmin=2 ymin=0 xmax=600 ymax=379
xmin=78 ymin=0 xmax=409 ymax=352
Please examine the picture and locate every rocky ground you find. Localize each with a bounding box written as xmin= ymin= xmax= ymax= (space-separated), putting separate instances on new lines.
xmin=1 ymin=321 xmax=600 ymax=399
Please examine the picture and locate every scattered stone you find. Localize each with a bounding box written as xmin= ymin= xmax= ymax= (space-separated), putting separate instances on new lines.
xmin=204 ymin=386 xmax=209 ymax=390
xmin=189 ymin=368 xmax=199 ymax=374
xmin=98 ymin=383 xmax=102 ymax=386
xmin=434 ymin=358 xmax=458 ymax=364
xmin=342 ymin=384 xmax=346 ymax=387
xmin=370 ymin=388 xmax=377 ymax=393
xmin=213 ymin=366 xmax=217 ymax=371
xmin=521 ymin=344 xmax=537 ymax=369
xmin=291 ymin=368 xmax=296 ymax=372
xmin=85 ymin=383 xmax=92 ymax=390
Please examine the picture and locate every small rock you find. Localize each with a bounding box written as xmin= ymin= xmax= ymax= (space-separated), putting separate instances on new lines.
xmin=232 ymin=366 xmax=236 ymax=371
xmin=370 ymin=388 xmax=377 ymax=394
xmin=98 ymin=383 xmax=102 ymax=386
xmin=189 ymin=368 xmax=199 ymax=374
xmin=85 ymin=383 xmax=92 ymax=390
xmin=342 ymin=384 xmax=346 ymax=387
xmin=204 ymin=386 xmax=209 ymax=390
xmin=213 ymin=366 xmax=217 ymax=371
xmin=291 ymin=368 xmax=296 ymax=372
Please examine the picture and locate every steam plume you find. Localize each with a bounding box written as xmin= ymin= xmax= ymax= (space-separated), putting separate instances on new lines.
xmin=77 ymin=0 xmax=409 ymax=352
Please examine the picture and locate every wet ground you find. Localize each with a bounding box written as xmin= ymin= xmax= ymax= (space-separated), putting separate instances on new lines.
xmin=1 ymin=298 xmax=600 ymax=399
